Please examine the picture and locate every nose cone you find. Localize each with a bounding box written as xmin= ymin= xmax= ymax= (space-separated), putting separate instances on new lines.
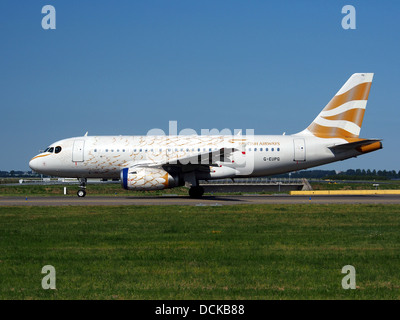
xmin=29 ymin=157 xmax=39 ymax=172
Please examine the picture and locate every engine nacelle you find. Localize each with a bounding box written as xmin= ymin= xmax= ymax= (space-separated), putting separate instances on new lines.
xmin=121 ymin=167 xmax=178 ymax=190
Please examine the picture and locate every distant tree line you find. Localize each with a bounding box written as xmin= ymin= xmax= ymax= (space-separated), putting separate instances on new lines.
xmin=274 ymin=169 xmax=400 ymax=181
xmin=327 ymin=169 xmax=400 ymax=181
xmin=0 ymin=171 xmax=39 ymax=178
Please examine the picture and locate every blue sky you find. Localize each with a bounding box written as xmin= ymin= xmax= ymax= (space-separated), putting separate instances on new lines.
xmin=1 ymin=0 xmax=399 ymax=171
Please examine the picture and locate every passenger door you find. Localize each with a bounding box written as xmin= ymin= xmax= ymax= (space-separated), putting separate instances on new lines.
xmin=72 ymin=140 xmax=85 ymax=162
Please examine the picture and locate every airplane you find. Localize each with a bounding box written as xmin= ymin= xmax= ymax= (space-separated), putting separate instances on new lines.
xmin=29 ymin=73 xmax=382 ymax=198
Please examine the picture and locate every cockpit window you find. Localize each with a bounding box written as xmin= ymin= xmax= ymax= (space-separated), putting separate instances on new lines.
xmin=43 ymin=147 xmax=50 ymax=153
xmin=55 ymin=146 xmax=62 ymax=154
xmin=48 ymin=147 xmax=54 ymax=153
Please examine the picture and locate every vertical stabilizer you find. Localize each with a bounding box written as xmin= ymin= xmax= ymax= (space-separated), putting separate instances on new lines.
xmin=298 ymin=73 xmax=373 ymax=140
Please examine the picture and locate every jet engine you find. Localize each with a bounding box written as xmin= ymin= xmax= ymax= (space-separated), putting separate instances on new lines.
xmin=120 ymin=167 xmax=179 ymax=190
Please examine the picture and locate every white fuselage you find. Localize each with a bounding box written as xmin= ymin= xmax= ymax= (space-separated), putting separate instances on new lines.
xmin=29 ymin=134 xmax=359 ymax=180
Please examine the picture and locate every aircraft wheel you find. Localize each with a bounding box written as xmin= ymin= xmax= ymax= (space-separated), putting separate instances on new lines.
xmin=77 ymin=189 xmax=86 ymax=197
xmin=189 ymin=186 xmax=204 ymax=198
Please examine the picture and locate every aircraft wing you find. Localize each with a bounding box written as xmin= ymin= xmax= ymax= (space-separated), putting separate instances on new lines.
xmin=148 ymin=147 xmax=240 ymax=168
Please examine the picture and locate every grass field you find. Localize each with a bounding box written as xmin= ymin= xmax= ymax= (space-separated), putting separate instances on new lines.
xmin=0 ymin=184 xmax=190 ymax=197
xmin=1 ymin=204 xmax=399 ymax=300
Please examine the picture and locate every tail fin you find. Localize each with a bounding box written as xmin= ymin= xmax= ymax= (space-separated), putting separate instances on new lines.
xmin=299 ymin=73 xmax=373 ymax=140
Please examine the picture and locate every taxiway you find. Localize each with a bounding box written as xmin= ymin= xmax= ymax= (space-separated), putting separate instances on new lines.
xmin=1 ymin=194 xmax=400 ymax=206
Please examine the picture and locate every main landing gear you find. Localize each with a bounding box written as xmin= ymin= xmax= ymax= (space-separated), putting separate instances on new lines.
xmin=189 ymin=186 xmax=204 ymax=198
xmin=77 ymin=178 xmax=87 ymax=197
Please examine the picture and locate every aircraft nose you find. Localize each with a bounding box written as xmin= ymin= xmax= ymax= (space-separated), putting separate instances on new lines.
xmin=29 ymin=157 xmax=39 ymax=172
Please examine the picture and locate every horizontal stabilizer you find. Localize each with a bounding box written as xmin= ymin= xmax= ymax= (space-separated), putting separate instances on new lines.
xmin=329 ymin=139 xmax=382 ymax=153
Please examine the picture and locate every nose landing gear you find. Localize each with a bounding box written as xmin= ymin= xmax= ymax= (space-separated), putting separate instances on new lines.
xmin=77 ymin=189 xmax=86 ymax=197
xmin=77 ymin=178 xmax=87 ymax=197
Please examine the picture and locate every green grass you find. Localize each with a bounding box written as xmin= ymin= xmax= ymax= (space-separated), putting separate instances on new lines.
xmin=0 ymin=184 xmax=191 ymax=197
xmin=0 ymin=184 xmax=281 ymax=197
xmin=1 ymin=204 xmax=400 ymax=299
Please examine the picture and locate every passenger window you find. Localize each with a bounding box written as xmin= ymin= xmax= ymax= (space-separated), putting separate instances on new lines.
xmin=55 ymin=146 xmax=62 ymax=154
xmin=260 ymin=148 xmax=263 ymax=151
xmin=272 ymin=148 xmax=274 ymax=151
xmin=277 ymin=148 xmax=280 ymax=151
xmin=266 ymin=148 xmax=268 ymax=151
